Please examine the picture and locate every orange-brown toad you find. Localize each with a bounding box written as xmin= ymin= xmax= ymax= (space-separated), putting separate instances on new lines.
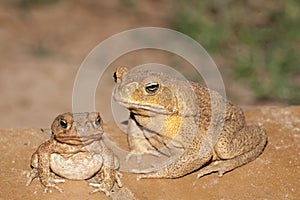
xmin=113 ymin=66 xmax=267 ymax=179
xmin=26 ymin=112 xmax=122 ymax=196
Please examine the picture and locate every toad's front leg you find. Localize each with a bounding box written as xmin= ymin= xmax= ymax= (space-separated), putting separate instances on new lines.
xmin=89 ymin=145 xmax=122 ymax=196
xmin=126 ymin=117 xmax=161 ymax=163
xmin=27 ymin=142 xmax=65 ymax=193
xmin=89 ymin=166 xmax=122 ymax=196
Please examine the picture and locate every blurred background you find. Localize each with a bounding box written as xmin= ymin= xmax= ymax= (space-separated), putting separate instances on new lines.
xmin=0 ymin=0 xmax=299 ymax=128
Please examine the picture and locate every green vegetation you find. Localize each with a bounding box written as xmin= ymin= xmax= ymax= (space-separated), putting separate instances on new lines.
xmin=171 ymin=0 xmax=300 ymax=104
xmin=28 ymin=43 xmax=53 ymax=57
xmin=119 ymin=0 xmax=136 ymax=10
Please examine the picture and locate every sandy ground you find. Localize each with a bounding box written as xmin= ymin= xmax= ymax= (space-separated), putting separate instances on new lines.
xmin=1 ymin=106 xmax=299 ymax=200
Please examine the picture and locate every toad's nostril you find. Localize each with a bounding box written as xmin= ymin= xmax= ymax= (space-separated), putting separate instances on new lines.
xmin=77 ymin=127 xmax=86 ymax=133
xmin=123 ymin=82 xmax=138 ymax=96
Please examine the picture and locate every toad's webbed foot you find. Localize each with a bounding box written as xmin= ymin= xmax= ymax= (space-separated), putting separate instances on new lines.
xmin=27 ymin=169 xmax=65 ymax=193
xmin=42 ymin=174 xmax=66 ymax=193
xmin=89 ymin=170 xmax=122 ymax=196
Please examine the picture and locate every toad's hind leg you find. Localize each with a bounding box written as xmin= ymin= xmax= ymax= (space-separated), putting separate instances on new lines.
xmin=137 ymin=137 xmax=213 ymax=179
xmin=197 ymin=125 xmax=267 ymax=178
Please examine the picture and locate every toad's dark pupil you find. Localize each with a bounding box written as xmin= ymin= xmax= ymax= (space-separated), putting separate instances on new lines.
xmin=59 ymin=119 xmax=68 ymax=129
xmin=113 ymin=72 xmax=117 ymax=83
xmin=145 ymin=82 xmax=159 ymax=94
xmin=95 ymin=117 xmax=101 ymax=126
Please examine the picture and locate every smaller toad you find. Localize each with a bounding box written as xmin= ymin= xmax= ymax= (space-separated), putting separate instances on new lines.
xmin=26 ymin=112 xmax=122 ymax=196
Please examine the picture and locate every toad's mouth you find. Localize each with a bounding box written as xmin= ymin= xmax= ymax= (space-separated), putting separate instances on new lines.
xmin=116 ymin=100 xmax=175 ymax=115
xmin=55 ymin=133 xmax=102 ymax=145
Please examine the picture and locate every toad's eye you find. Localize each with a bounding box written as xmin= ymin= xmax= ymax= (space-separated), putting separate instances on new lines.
xmin=59 ymin=119 xmax=68 ymax=129
xmin=95 ymin=116 xmax=102 ymax=126
xmin=113 ymin=72 xmax=117 ymax=83
xmin=145 ymin=82 xmax=160 ymax=95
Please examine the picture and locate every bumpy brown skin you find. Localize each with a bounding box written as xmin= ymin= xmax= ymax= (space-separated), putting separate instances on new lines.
xmin=113 ymin=66 xmax=267 ymax=179
xmin=26 ymin=112 xmax=122 ymax=196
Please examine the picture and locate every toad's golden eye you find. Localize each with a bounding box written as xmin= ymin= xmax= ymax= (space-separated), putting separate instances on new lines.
xmin=145 ymin=82 xmax=160 ymax=95
xmin=59 ymin=119 xmax=68 ymax=129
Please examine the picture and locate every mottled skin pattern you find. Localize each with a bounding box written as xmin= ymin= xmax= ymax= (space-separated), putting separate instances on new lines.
xmin=26 ymin=112 xmax=122 ymax=196
xmin=113 ymin=66 xmax=267 ymax=179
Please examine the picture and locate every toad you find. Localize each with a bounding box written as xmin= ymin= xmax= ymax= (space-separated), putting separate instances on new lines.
xmin=26 ymin=112 xmax=122 ymax=196
xmin=113 ymin=66 xmax=267 ymax=179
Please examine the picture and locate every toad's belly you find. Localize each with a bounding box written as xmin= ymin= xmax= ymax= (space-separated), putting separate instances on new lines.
xmin=50 ymin=152 xmax=103 ymax=180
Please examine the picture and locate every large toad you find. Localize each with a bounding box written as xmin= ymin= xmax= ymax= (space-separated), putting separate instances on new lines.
xmin=113 ymin=66 xmax=267 ymax=179
xmin=26 ymin=112 xmax=122 ymax=196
